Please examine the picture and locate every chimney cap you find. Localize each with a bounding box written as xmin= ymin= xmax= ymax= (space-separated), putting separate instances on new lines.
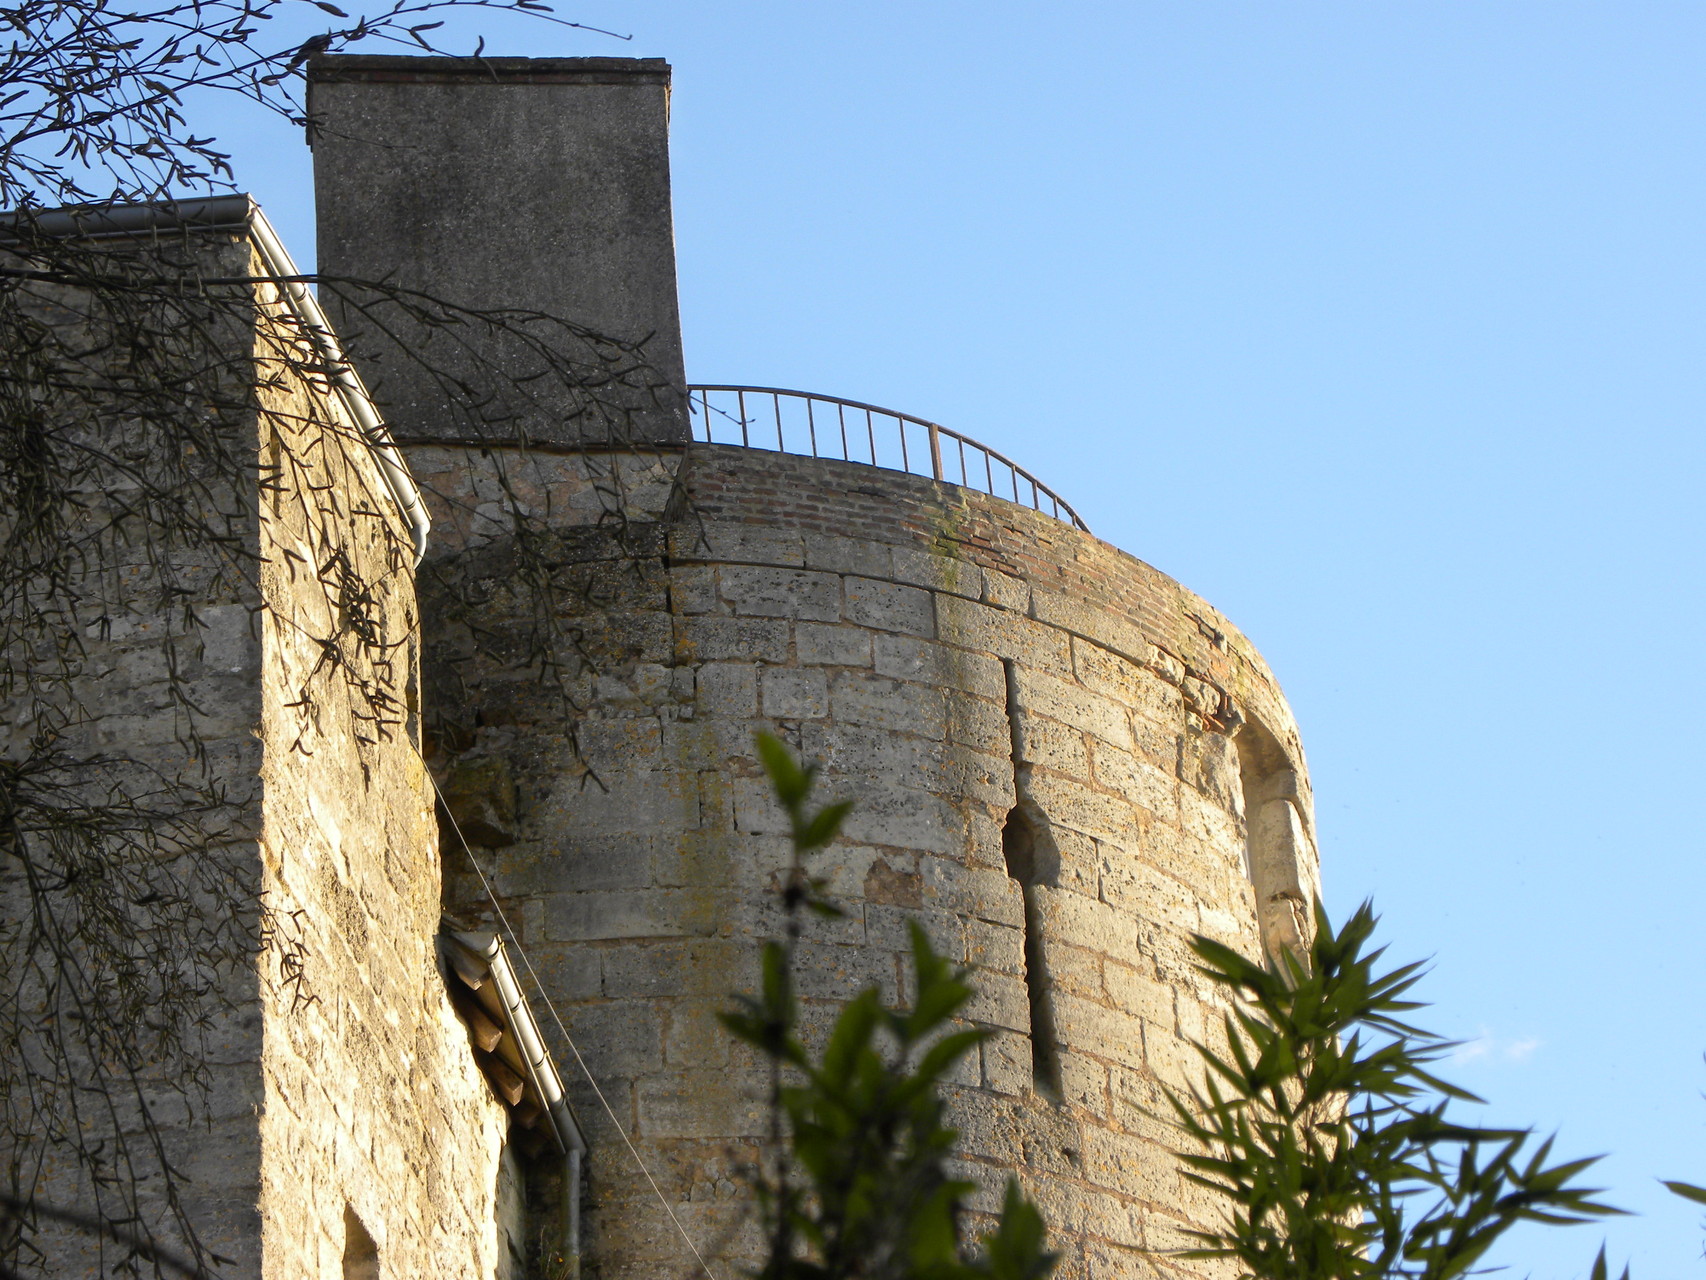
xmin=307 ymin=54 xmax=670 ymax=85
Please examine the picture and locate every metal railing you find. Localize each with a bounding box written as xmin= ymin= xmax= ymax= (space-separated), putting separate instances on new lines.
xmin=688 ymin=385 xmax=1089 ymax=532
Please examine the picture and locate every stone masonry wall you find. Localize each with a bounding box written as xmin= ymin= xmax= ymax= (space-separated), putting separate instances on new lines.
xmin=251 ymin=261 xmax=512 ymax=1279
xmin=410 ymin=441 xmax=1320 ymax=1280
xmin=0 ymin=232 xmax=269 ymax=1277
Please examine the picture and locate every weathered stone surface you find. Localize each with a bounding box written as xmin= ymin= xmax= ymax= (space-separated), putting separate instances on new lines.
xmin=311 ymin=56 xmax=688 ymax=446
xmin=403 ymin=439 xmax=1318 ymax=1280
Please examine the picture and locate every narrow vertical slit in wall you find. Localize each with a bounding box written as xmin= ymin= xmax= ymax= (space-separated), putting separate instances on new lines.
xmin=343 ymin=1206 xmax=379 ymax=1280
xmin=1002 ymin=660 xmax=1062 ymax=1100
xmin=1233 ymin=715 xmax=1310 ymax=963
xmin=1002 ymin=806 xmax=1062 ymax=1098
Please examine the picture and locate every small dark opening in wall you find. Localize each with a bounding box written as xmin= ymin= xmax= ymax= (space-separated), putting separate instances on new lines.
xmin=343 ymin=1206 xmax=379 ymax=1280
xmin=1002 ymin=804 xmax=1062 ymax=1100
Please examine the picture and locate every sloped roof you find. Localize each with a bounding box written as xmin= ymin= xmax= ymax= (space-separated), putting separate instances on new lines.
xmin=441 ymin=924 xmax=586 ymax=1158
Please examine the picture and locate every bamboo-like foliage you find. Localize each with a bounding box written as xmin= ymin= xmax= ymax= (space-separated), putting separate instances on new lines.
xmin=720 ymin=733 xmax=1057 ymax=1280
xmin=1160 ymin=900 xmax=1627 ymax=1280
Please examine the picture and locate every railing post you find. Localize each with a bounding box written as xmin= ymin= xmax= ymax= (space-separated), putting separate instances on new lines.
xmin=928 ymin=423 xmax=943 ymax=482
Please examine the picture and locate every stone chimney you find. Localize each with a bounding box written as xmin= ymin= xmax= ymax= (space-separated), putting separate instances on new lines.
xmin=307 ymin=56 xmax=687 ymax=446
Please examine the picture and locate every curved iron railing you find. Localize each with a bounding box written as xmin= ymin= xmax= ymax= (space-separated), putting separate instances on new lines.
xmin=688 ymin=385 xmax=1089 ymax=532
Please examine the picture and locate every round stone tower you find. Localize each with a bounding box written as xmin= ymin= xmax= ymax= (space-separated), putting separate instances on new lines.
xmin=309 ymin=55 xmax=1320 ymax=1280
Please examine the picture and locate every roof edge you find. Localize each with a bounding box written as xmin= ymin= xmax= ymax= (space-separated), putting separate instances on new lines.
xmin=0 ymin=195 xmax=256 ymax=242
xmin=307 ymin=54 xmax=670 ymax=85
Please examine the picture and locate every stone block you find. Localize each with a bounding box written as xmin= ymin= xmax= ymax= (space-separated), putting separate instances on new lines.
xmin=803 ymin=533 xmax=892 ymax=578
xmin=1079 ymin=1127 xmax=1179 ymax=1206
xmin=981 ymin=569 xmax=1031 ymax=614
xmin=1015 ymin=668 xmax=1133 ymax=753
xmin=598 ymin=941 xmax=687 ymax=999
xmin=730 ymin=775 xmax=788 ymax=837
xmin=635 ymin=1072 xmax=768 ymax=1140
xmin=1144 ymin=1023 xmax=1206 ymax=1093
xmin=1014 ymin=714 xmax=1090 ymax=780
xmin=697 ymin=662 xmax=757 ymax=718
xmin=541 ymin=889 xmax=718 ymax=942
xmin=836 ymin=781 xmax=960 ymax=855
xmin=761 ymin=667 xmax=829 ymax=719
xmin=1173 ymin=727 xmax=1241 ymax=805
xmin=1030 ymin=589 xmax=1147 ymax=667
xmin=943 ymin=1090 xmax=1025 ymax=1166
xmin=921 ymin=858 xmax=1024 ymax=929
xmin=665 ymin=999 xmax=735 ymax=1069
xmin=830 ymin=672 xmax=947 ymax=738
xmin=1083 ymin=1240 xmax=1154 ymax=1280
xmin=526 ymin=946 xmax=603 ymax=1002
xmin=195 ymin=603 xmax=260 ymax=675
xmin=540 ymin=771 xmax=699 ymax=839
xmin=937 ymin=594 xmax=1075 ymax=674
xmin=606 ymin=939 xmax=759 ymax=1001
xmin=795 ymin=622 xmax=874 ymax=667
xmin=891 ymin=546 xmax=982 ymax=599
xmin=1103 ymin=962 xmax=1175 ymax=1032
xmin=1083 ymin=747 xmax=1176 ymax=824
xmin=1057 ymin=1049 xmax=1110 ymax=1115
xmin=1036 ymin=886 xmax=1143 ymax=961
xmin=980 ymin=1031 xmax=1032 ymax=1097
xmin=844 ymin=576 xmax=935 ymax=637
xmin=668 ymin=564 xmax=720 ymax=614
xmin=661 ymin=718 xmax=757 ymax=769
xmin=438 ymin=754 xmax=517 ymax=848
xmin=718 ymin=565 xmax=841 ymax=621
xmin=941 ymin=740 xmax=1014 ymax=809
xmin=562 ymin=1002 xmax=664 ymax=1073
xmin=945 ymin=692 xmax=1011 ymax=757
xmin=574 ymin=718 xmax=664 ymax=773
xmin=1025 ymin=772 xmax=1143 ymax=846
xmin=861 ymin=853 xmax=922 ymax=908
xmin=802 ymin=721 xmax=945 ymax=784
xmin=505 ymin=834 xmax=656 ymax=894
xmin=1045 ymin=938 xmax=1105 ymax=1002
xmin=1050 ymin=827 xmax=1101 ymax=898
xmin=675 ymin=616 xmax=791 ymax=663
xmin=1069 ymin=637 xmax=1149 ymax=706
xmin=692 ymin=769 xmax=738 ymax=834
xmin=865 ymin=902 xmax=963 ymax=961
xmin=794 ymin=939 xmax=899 ymax=1003
xmin=874 ymin=634 xmax=1003 ymax=698
xmin=675 ymin=521 xmax=804 ymax=567
xmin=1127 ymin=710 xmax=1179 ymax=774
xmin=963 ymin=970 xmax=1030 ymax=1033
xmin=964 ymin=917 xmax=1024 ymax=976
xmin=1178 ymin=787 xmax=1241 ymax=853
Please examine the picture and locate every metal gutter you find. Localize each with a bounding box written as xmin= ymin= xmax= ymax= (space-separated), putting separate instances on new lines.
xmin=445 ymin=927 xmax=587 ymax=1272
xmin=0 ymin=197 xmax=432 ymax=561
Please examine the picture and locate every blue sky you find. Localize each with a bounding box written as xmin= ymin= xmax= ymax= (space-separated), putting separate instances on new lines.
xmin=228 ymin=3 xmax=1706 ymax=1273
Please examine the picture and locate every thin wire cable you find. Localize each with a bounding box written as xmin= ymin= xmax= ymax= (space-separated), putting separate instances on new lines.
xmin=424 ymin=765 xmax=721 ymax=1280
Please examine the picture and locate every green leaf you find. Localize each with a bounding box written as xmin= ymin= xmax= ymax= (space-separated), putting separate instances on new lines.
xmin=1663 ymin=1178 xmax=1706 ymax=1205
xmin=798 ymin=799 xmax=851 ymax=851
xmin=755 ymin=730 xmax=808 ymax=807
